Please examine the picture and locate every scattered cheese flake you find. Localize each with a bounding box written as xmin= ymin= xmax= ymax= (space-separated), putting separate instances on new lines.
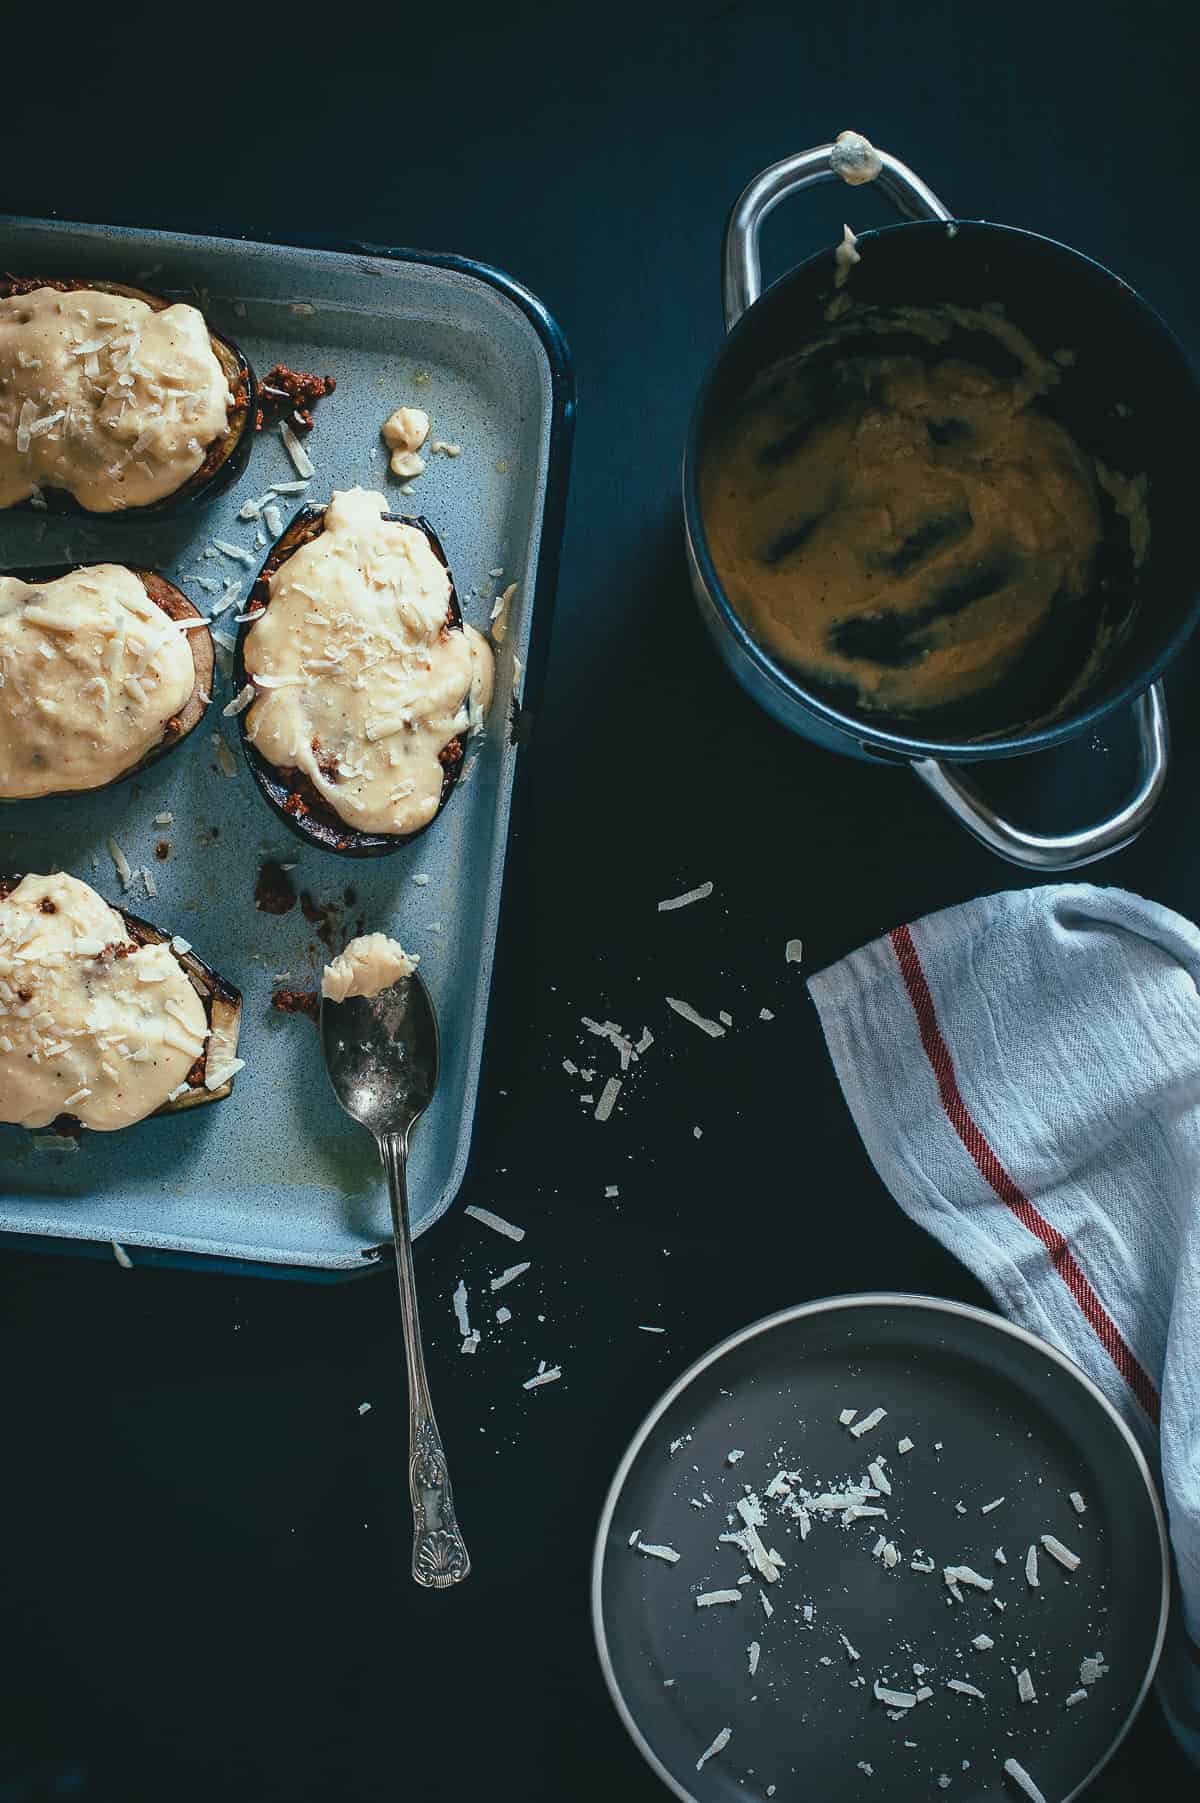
xmin=523 ymin=1367 xmax=561 ymax=1391
xmin=915 ymin=1686 xmax=934 ymax=1702
xmin=695 ymin=1728 xmax=731 ymax=1773
xmin=212 ymin=538 xmax=255 ymax=566
xmin=981 ymin=1497 xmax=1005 ymax=1514
xmin=897 ymin=1437 xmax=915 ymax=1454
xmin=638 ymin=1542 xmax=680 ymax=1563
xmin=759 ymin=1590 xmax=774 ymax=1619
xmin=224 ymin=683 xmax=255 ymax=717
xmin=465 ymin=1206 xmax=525 ymax=1241
xmin=910 ymin=1556 xmax=935 ymax=1573
xmin=972 ymin=1634 xmax=994 ymax=1651
xmin=954 ymin=1501 xmax=967 ymax=1515
xmin=727 ymin=1449 xmax=745 ymax=1465
xmin=495 ymin=1307 xmax=512 ymax=1324
xmin=1079 ymin=1654 xmax=1109 ymax=1685
xmin=594 ymin=1076 xmax=622 ymax=1121
xmin=452 ymin=1280 xmax=471 ymax=1337
xmin=665 ymin=996 xmax=725 ymax=1038
xmin=638 ymin=1325 xmax=666 ymax=1334
xmin=995 ymin=1547 xmax=1007 ymax=1565
xmin=858 ymin=1763 xmax=874 ymax=1778
xmin=747 ymin=1641 xmax=761 ymax=1676
xmin=785 ymin=938 xmax=804 ymax=964
xmin=1017 ymin=1669 xmax=1036 ymax=1704
xmin=32 ymin=1135 xmax=78 ymax=1152
xmin=838 ymin=1408 xmax=858 ymax=1426
xmin=658 ymin=881 xmax=713 ymax=912
xmin=867 ymin=1460 xmax=891 ymax=1496
xmin=154 ymin=812 xmax=174 ymax=826
xmin=107 ymin=837 xmax=133 ymax=887
xmin=280 ymin=421 xmax=315 ymax=478
xmin=758 ymin=1007 xmax=775 ymax=1021
xmin=1040 ymin=1534 xmax=1080 ymax=1572
xmin=1065 ymin=1688 xmax=1088 ymax=1708
xmin=1004 ymin=1757 xmax=1049 ymax=1803
xmin=111 ymin=1240 xmax=133 ymax=1269
xmin=947 ymin=1680 xmax=985 ymax=1700
xmin=460 ymin=1332 xmax=480 ymax=1355
xmin=490 ymin=1262 xmax=530 ymax=1291
xmin=850 ymin=1407 xmax=887 ymax=1438
xmin=357 ymin=1402 xmax=371 ymax=1415
xmin=605 ymin=1184 xmax=619 ymax=1198
xmin=263 ymin=503 xmax=284 ymax=539
xmin=873 ymin=1682 xmax=917 ymax=1710
xmin=696 ymin=1590 xmax=742 ymax=1608
xmin=840 ymin=1634 xmax=861 ymax=1662
xmin=628 ymin=1530 xmax=641 ymax=1547
xmin=170 ymin=936 xmax=192 ymax=956
xmin=1025 ymin=1544 xmax=1040 ymax=1588
xmin=1069 ymin=1490 xmax=1087 ymax=1514
xmin=944 ymin=1564 xmax=994 ymax=1593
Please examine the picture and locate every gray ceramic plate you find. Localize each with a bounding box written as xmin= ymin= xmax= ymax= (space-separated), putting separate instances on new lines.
xmin=0 ymin=218 xmax=572 ymax=1270
xmin=593 ymin=1294 xmax=1168 ymax=1803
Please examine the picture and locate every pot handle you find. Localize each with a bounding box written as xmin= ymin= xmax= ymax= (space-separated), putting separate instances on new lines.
xmin=722 ymin=137 xmax=952 ymax=331
xmin=912 ymin=683 xmax=1170 ymax=870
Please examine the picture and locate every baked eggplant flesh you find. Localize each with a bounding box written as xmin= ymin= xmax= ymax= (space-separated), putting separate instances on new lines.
xmin=233 ymin=503 xmax=476 ymax=858
xmin=0 ymin=274 xmax=256 ymax=515
xmin=0 ymin=563 xmax=214 ymax=801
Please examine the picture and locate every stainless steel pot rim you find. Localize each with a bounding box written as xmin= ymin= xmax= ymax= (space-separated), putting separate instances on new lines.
xmin=591 ymin=1289 xmax=1170 ymax=1803
xmin=683 ymin=216 xmax=1200 ymax=764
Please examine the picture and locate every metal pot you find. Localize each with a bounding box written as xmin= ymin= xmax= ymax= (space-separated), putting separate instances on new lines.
xmin=683 ymin=140 xmax=1200 ymax=868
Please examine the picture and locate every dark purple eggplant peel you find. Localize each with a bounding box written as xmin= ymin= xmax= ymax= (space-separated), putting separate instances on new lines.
xmin=0 ymin=875 xmax=242 ymax=1128
xmin=232 ymin=504 xmax=468 ymax=858
xmin=0 ymin=564 xmax=214 ymax=801
xmin=0 ymin=275 xmax=257 ymax=517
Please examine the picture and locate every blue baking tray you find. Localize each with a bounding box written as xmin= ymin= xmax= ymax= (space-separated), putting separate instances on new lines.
xmin=0 ymin=218 xmax=573 ymax=1275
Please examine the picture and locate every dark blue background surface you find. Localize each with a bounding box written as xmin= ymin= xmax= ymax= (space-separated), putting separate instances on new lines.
xmin=1 ymin=2 xmax=1195 ymax=1797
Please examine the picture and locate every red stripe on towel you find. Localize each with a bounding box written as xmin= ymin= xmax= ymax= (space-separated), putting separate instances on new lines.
xmin=890 ymin=923 xmax=1161 ymax=1426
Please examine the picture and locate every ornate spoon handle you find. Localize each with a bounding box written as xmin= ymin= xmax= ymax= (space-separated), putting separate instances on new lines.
xmin=379 ymin=1132 xmax=471 ymax=1588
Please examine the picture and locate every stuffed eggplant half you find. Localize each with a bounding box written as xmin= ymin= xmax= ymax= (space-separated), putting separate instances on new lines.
xmin=0 ymin=872 xmax=242 ymax=1134
xmin=0 ymin=564 xmax=214 ymax=800
xmin=0 ymin=276 xmax=255 ymax=515
xmin=232 ymin=487 xmax=494 ymax=857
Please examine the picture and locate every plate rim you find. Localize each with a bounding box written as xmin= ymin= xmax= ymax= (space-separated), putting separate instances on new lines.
xmin=590 ymin=1290 xmax=1170 ymax=1803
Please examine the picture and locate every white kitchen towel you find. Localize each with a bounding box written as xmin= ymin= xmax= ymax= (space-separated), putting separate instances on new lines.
xmin=808 ymin=884 xmax=1200 ymax=1761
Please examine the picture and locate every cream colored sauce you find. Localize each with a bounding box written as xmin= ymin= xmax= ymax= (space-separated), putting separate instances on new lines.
xmin=0 ymin=872 xmax=207 ymax=1131
xmin=383 ymin=405 xmax=430 ymax=479
xmin=0 ymin=287 xmax=230 ymax=511
xmin=0 ymin=565 xmax=195 ymax=798
xmin=833 ymin=224 xmax=860 ymax=288
xmin=243 ymin=487 xmax=495 ymax=835
xmin=704 ymin=309 xmax=1108 ymax=716
xmin=831 ymin=129 xmax=883 ymax=186
xmin=322 ymin=933 xmax=418 ymax=1002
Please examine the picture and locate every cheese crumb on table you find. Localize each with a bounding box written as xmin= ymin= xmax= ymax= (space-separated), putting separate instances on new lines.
xmin=464 ymin=1205 xmax=525 ymax=1242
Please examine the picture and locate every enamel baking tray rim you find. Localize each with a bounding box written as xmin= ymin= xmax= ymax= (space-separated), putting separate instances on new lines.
xmin=0 ymin=216 xmax=574 ymax=1275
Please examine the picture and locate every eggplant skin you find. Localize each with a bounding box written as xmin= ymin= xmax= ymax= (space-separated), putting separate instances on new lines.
xmin=0 ymin=874 xmax=242 ymax=1129
xmin=233 ymin=504 xmax=467 ymax=859
xmin=0 ymin=275 xmax=257 ymax=517
xmin=0 ymin=564 xmax=214 ymax=802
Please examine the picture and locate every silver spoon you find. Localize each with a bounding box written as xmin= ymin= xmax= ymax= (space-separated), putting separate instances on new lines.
xmin=320 ymin=971 xmax=471 ymax=1588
